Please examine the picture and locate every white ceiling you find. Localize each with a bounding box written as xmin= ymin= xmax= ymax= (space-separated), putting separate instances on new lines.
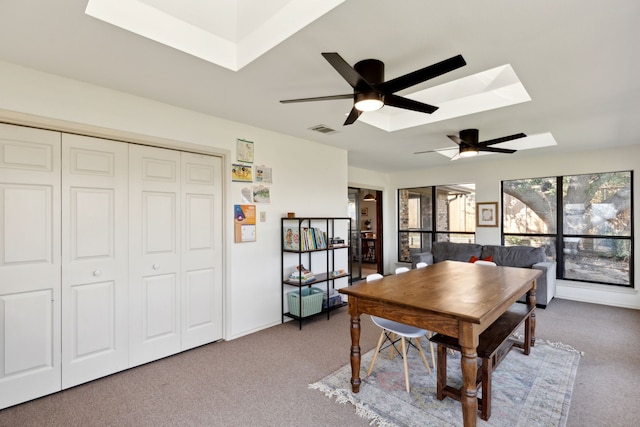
xmin=1 ymin=0 xmax=639 ymax=173
xmin=85 ymin=0 xmax=345 ymax=71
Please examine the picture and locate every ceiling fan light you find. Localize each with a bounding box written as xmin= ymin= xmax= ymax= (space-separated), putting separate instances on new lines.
xmin=354 ymin=92 xmax=384 ymax=112
xmin=363 ymin=193 xmax=376 ymax=201
xmin=459 ymin=146 xmax=479 ymax=157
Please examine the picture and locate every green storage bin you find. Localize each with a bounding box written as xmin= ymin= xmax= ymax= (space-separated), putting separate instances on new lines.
xmin=287 ymin=287 xmax=323 ymax=317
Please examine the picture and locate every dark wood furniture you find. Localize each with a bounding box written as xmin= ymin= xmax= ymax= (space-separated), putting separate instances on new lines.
xmin=361 ymin=238 xmax=376 ymax=262
xmin=430 ymin=302 xmax=535 ymax=420
xmin=338 ymin=260 xmax=541 ymax=427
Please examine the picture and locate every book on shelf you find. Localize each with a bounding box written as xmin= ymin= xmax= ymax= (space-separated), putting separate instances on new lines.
xmin=330 ymin=269 xmax=346 ymax=277
xmin=283 ymin=227 xmax=300 ymax=250
xmin=288 ymin=275 xmax=316 ymax=283
xmin=288 ymin=271 xmax=315 ymax=279
xmin=329 ymin=238 xmax=347 ymax=248
xmin=288 ymin=264 xmax=316 ymax=282
xmin=284 ymin=226 xmax=327 ymax=251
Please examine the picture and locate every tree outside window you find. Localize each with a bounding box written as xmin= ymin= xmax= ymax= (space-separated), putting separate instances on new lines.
xmin=502 ymin=172 xmax=632 ymax=287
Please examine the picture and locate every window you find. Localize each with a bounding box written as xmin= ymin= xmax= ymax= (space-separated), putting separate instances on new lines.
xmin=398 ymin=184 xmax=475 ymax=262
xmin=502 ymin=171 xmax=633 ymax=287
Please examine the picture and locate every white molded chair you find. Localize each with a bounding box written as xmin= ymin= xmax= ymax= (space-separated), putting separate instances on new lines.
xmin=365 ymin=273 xmax=432 ymax=392
xmin=474 ymin=260 xmax=497 ymax=266
xmin=395 ymin=265 xmax=437 ymax=364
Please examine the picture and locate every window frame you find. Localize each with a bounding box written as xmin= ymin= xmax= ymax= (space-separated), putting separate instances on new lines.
xmin=501 ymin=172 xmax=634 ymax=288
xmin=398 ymin=185 xmax=476 ymax=262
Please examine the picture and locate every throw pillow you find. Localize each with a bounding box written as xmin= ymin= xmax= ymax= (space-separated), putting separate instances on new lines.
xmin=469 ymin=255 xmax=493 ymax=263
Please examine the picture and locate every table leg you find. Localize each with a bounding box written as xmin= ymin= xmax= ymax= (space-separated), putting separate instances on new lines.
xmin=460 ymin=324 xmax=479 ymax=427
xmin=349 ymin=312 xmax=362 ymax=393
xmin=460 ymin=346 xmax=478 ymax=427
xmin=436 ymin=344 xmax=447 ymax=400
xmin=523 ymin=315 xmax=532 ymax=355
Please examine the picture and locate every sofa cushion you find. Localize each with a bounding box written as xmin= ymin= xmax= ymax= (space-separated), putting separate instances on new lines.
xmin=432 ymin=242 xmax=483 ymax=263
xmin=480 ymin=245 xmax=546 ymax=268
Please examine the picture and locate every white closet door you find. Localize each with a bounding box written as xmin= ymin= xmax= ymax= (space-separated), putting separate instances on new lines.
xmin=181 ymin=152 xmax=223 ymax=349
xmin=129 ymin=144 xmax=181 ymax=366
xmin=0 ymin=123 xmax=61 ymax=409
xmin=61 ymin=134 xmax=129 ymax=388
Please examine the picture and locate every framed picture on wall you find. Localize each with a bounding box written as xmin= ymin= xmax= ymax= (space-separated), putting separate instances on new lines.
xmin=476 ymin=202 xmax=498 ymax=227
xmin=361 ymin=207 xmax=368 ymax=216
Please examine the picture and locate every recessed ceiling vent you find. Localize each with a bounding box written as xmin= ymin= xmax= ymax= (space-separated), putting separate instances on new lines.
xmin=309 ymin=124 xmax=338 ymax=135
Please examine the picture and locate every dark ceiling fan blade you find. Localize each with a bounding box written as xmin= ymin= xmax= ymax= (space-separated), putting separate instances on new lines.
xmin=479 ymin=147 xmax=517 ymax=154
xmin=480 ymin=133 xmax=527 ymax=146
xmin=322 ymin=52 xmax=371 ymax=89
xmin=283 ymin=53 xmax=462 ymax=125
xmin=377 ymin=54 xmax=466 ymax=94
xmin=384 ymin=93 xmax=438 ymax=114
xmin=447 ymin=135 xmax=464 ymax=145
xmin=344 ymin=107 xmax=362 ymax=125
xmin=280 ymin=94 xmax=352 ymax=103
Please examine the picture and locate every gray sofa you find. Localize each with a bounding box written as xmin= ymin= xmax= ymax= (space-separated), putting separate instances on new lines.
xmin=411 ymin=242 xmax=556 ymax=307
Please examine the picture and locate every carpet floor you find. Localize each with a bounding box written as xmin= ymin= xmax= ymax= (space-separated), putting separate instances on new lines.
xmin=310 ymin=337 xmax=581 ymax=427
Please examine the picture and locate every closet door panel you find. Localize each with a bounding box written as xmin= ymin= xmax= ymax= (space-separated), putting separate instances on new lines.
xmin=143 ymin=192 xmax=176 ymax=253
xmin=61 ymin=134 xmax=128 ymax=388
xmin=71 ymin=281 xmax=115 ymax=355
xmin=184 ymin=268 xmax=215 ymax=327
xmin=142 ymin=273 xmax=177 ymax=338
xmin=129 ymin=145 xmax=181 ymax=366
xmin=2 ymin=290 xmax=53 ymax=370
xmin=72 ymin=189 xmax=112 ymax=258
xmin=0 ymin=123 xmax=61 ymax=409
xmin=3 ymin=185 xmax=51 ymax=263
xmin=181 ymin=153 xmax=223 ymax=349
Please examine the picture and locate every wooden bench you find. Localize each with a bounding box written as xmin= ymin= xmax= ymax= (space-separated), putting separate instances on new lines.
xmin=429 ymin=303 xmax=535 ymax=421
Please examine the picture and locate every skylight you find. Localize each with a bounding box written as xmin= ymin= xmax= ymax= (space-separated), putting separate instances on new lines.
xmin=359 ymin=64 xmax=532 ymax=132
xmin=85 ymin=0 xmax=346 ymax=71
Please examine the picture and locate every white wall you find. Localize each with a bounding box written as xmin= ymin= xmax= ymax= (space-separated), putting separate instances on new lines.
xmin=350 ymin=145 xmax=640 ymax=309
xmin=2 ymin=58 xmax=637 ymax=342
xmin=0 ymin=60 xmax=349 ymax=339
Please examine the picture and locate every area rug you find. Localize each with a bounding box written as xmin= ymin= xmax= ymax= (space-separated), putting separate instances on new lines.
xmin=310 ymin=338 xmax=582 ymax=427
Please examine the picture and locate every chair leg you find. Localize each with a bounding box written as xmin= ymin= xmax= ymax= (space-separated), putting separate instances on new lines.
xmin=389 ymin=333 xmax=397 ymax=360
xmin=426 ymin=332 xmax=436 ymax=369
xmin=367 ymin=330 xmax=387 ymax=376
xmin=401 ymin=337 xmax=410 ymax=393
xmin=414 ymin=337 xmax=432 ymax=374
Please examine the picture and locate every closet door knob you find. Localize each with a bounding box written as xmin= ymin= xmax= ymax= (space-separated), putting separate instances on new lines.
xmin=93 ymin=270 xmax=102 ymax=277
xmin=153 ymin=264 xmax=160 ymax=270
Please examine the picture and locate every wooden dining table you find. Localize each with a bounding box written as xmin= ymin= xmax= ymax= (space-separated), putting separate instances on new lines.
xmin=338 ymin=260 xmax=541 ymax=427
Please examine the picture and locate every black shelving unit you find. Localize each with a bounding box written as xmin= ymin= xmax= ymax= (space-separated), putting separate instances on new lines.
xmin=281 ymin=217 xmax=352 ymax=329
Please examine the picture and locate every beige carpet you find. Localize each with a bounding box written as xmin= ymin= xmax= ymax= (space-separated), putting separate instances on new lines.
xmin=1 ymin=300 xmax=639 ymax=426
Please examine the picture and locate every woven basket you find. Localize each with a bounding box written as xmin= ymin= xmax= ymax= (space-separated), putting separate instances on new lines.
xmin=287 ymin=287 xmax=323 ymax=317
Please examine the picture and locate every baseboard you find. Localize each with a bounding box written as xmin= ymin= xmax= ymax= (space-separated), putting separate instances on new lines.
xmin=516 ymin=299 xmax=547 ymax=309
